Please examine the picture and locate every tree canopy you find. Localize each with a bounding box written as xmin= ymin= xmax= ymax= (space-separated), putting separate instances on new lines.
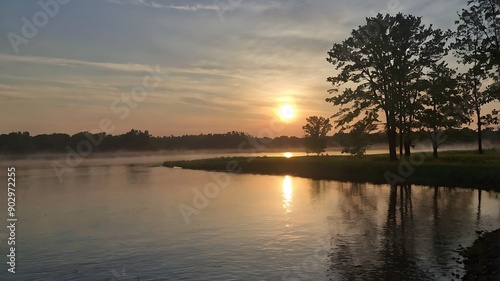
xmin=326 ymin=13 xmax=451 ymax=160
xmin=302 ymin=116 xmax=333 ymax=155
xmin=453 ymin=0 xmax=500 ymax=154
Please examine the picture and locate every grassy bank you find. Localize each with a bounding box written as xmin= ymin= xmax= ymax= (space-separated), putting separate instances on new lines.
xmin=163 ymin=150 xmax=500 ymax=191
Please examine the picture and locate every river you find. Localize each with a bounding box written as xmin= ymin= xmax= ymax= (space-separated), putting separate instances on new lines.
xmin=0 ymin=153 xmax=499 ymax=280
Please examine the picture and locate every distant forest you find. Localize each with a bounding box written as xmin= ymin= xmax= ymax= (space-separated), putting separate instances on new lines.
xmin=0 ymin=128 xmax=499 ymax=154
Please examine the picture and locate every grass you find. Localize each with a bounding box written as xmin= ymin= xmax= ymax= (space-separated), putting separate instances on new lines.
xmin=163 ymin=149 xmax=500 ymax=191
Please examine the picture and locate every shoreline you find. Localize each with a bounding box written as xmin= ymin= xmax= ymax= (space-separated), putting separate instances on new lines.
xmin=462 ymin=229 xmax=500 ymax=280
xmin=163 ymin=151 xmax=500 ymax=191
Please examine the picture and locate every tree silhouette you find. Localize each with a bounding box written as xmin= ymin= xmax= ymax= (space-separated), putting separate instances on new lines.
xmin=302 ymin=116 xmax=332 ymax=155
xmin=326 ymin=13 xmax=451 ymax=160
xmin=417 ymin=62 xmax=466 ymax=157
xmin=453 ymin=0 xmax=500 ymax=154
xmin=338 ymin=117 xmax=376 ymax=156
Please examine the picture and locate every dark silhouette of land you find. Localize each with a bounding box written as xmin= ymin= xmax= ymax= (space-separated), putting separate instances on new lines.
xmin=0 ymin=130 xmax=299 ymax=154
xmin=0 ymin=128 xmax=498 ymax=155
xmin=462 ymin=229 xmax=500 ymax=280
xmin=163 ymin=150 xmax=500 ymax=191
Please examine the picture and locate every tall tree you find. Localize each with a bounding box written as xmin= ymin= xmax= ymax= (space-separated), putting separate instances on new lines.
xmin=302 ymin=116 xmax=332 ymax=155
xmin=417 ymin=62 xmax=466 ymax=158
xmin=453 ymin=0 xmax=500 ymax=154
xmin=326 ymin=13 xmax=450 ymax=160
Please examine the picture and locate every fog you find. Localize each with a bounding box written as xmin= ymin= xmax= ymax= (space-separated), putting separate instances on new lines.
xmin=0 ymin=150 xmax=246 ymax=169
xmin=413 ymin=139 xmax=500 ymax=152
xmin=0 ymin=141 xmax=498 ymax=169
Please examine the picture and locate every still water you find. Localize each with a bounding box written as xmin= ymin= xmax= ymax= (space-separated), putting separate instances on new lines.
xmin=0 ymin=154 xmax=499 ymax=281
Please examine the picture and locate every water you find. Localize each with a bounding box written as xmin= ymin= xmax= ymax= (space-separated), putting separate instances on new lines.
xmin=0 ymin=154 xmax=499 ymax=280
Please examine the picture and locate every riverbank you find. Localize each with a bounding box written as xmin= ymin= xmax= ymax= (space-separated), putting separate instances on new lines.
xmin=163 ymin=150 xmax=500 ymax=191
xmin=462 ymin=229 xmax=500 ymax=280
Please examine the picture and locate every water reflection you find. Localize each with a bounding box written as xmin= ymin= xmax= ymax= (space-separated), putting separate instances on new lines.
xmin=477 ymin=190 xmax=482 ymax=224
xmin=324 ymin=183 xmax=493 ymax=280
xmin=282 ymin=175 xmax=293 ymax=213
xmin=125 ymin=164 xmax=152 ymax=187
xmin=377 ymin=184 xmax=421 ymax=280
xmin=7 ymin=164 xmax=500 ymax=281
xmin=309 ymin=180 xmax=328 ymax=202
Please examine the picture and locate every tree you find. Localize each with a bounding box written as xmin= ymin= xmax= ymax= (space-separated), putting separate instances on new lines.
xmin=339 ymin=117 xmax=377 ymax=156
xmin=326 ymin=13 xmax=450 ymax=160
xmin=302 ymin=116 xmax=332 ymax=155
xmin=453 ymin=0 xmax=500 ymax=154
xmin=417 ymin=62 xmax=466 ymax=157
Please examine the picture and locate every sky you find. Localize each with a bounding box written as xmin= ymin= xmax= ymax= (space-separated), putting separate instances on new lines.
xmin=0 ymin=0 xmax=491 ymax=137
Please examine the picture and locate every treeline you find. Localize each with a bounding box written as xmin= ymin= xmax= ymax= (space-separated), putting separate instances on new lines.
xmin=0 ymin=130 xmax=303 ymax=154
xmin=0 ymin=128 xmax=498 ymax=155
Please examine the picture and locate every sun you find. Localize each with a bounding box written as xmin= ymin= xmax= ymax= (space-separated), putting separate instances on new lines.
xmin=278 ymin=104 xmax=296 ymax=121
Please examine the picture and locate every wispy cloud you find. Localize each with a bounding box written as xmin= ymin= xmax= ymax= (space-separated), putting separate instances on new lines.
xmin=105 ymin=0 xmax=222 ymax=11
xmin=0 ymin=54 xmax=154 ymax=73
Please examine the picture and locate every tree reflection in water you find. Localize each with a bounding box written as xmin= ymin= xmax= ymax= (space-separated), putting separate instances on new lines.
xmin=324 ymin=182 xmax=481 ymax=281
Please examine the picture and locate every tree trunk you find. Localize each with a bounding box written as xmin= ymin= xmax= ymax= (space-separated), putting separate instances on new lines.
xmin=432 ymin=101 xmax=438 ymax=158
xmin=432 ymin=142 xmax=438 ymax=158
xmin=404 ymin=133 xmax=411 ymax=157
xmin=399 ymin=130 xmax=403 ymax=157
xmin=388 ymin=127 xmax=398 ymax=161
xmin=431 ymin=128 xmax=438 ymax=158
xmin=385 ymin=111 xmax=398 ymax=161
xmin=477 ymin=108 xmax=483 ymax=154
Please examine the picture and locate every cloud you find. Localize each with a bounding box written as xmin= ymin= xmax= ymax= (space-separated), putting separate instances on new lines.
xmin=0 ymin=54 xmax=155 ymax=73
xmin=104 ymin=0 xmax=223 ymax=11
xmin=0 ymin=0 xmax=482 ymax=136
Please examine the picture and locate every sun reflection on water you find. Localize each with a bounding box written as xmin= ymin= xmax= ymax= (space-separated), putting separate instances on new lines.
xmin=282 ymin=175 xmax=293 ymax=213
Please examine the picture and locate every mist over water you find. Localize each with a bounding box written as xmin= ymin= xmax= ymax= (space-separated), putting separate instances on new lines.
xmin=2 ymin=141 xmax=497 ymax=170
xmin=0 ymin=151 xmax=498 ymax=280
